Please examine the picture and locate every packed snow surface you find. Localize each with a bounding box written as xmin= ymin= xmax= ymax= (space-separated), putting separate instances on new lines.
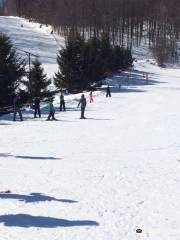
xmin=1 ymin=16 xmax=180 ymax=240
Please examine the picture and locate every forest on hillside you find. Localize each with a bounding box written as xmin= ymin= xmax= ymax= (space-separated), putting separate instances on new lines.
xmin=5 ymin=0 xmax=180 ymax=64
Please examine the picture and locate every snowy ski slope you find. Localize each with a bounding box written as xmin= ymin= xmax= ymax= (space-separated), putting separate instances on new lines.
xmin=1 ymin=16 xmax=180 ymax=240
xmin=0 ymin=16 xmax=64 ymax=77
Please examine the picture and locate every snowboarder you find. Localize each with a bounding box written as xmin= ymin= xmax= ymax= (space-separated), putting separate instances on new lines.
xmin=13 ymin=94 xmax=23 ymax=121
xmin=47 ymin=98 xmax=56 ymax=120
xmin=106 ymin=85 xmax=111 ymax=97
xmin=34 ymin=97 xmax=41 ymax=118
xmin=60 ymin=93 xmax=66 ymax=111
xmin=78 ymin=94 xmax=87 ymax=119
xmin=89 ymin=91 xmax=94 ymax=103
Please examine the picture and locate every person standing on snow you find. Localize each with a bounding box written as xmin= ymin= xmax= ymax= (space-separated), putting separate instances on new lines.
xmin=60 ymin=93 xmax=66 ymax=111
xmin=78 ymin=94 xmax=87 ymax=119
xmin=89 ymin=91 xmax=94 ymax=103
xmin=47 ymin=98 xmax=56 ymax=120
xmin=13 ymin=94 xmax=23 ymax=121
xmin=106 ymin=85 xmax=111 ymax=97
xmin=34 ymin=97 xmax=41 ymax=118
xmin=145 ymin=73 xmax=149 ymax=84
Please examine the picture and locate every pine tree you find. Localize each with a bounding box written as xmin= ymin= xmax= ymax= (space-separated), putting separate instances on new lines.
xmin=54 ymin=30 xmax=133 ymax=93
xmin=111 ymin=46 xmax=123 ymax=71
xmin=111 ymin=46 xmax=133 ymax=71
xmin=99 ymin=33 xmax=113 ymax=74
xmin=82 ymin=37 xmax=104 ymax=87
xmin=122 ymin=48 xmax=133 ymax=69
xmin=24 ymin=59 xmax=51 ymax=99
xmin=54 ymin=31 xmax=85 ymax=92
xmin=0 ymin=33 xmax=25 ymax=107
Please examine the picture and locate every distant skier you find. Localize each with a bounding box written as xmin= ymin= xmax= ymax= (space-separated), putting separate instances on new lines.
xmin=106 ymin=85 xmax=111 ymax=97
xmin=34 ymin=97 xmax=41 ymax=118
xmin=89 ymin=91 xmax=94 ymax=103
xmin=78 ymin=94 xmax=87 ymax=119
xmin=13 ymin=94 xmax=23 ymax=121
xmin=47 ymin=98 xmax=56 ymax=121
xmin=60 ymin=93 xmax=66 ymax=111
xmin=145 ymin=73 xmax=149 ymax=84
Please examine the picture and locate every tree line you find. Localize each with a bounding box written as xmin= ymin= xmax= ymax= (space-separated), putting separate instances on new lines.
xmin=5 ymin=0 xmax=180 ymax=64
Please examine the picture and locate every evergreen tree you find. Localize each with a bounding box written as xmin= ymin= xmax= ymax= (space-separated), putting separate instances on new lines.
xmin=24 ymin=58 xmax=51 ymax=99
xmin=123 ymin=48 xmax=133 ymax=69
xmin=54 ymin=30 xmax=133 ymax=93
xmin=54 ymin=30 xmax=85 ymax=92
xmin=111 ymin=46 xmax=133 ymax=71
xmin=0 ymin=33 xmax=25 ymax=107
xmin=111 ymin=46 xmax=123 ymax=71
xmin=99 ymin=33 xmax=113 ymax=74
xmin=82 ymin=37 xmax=104 ymax=87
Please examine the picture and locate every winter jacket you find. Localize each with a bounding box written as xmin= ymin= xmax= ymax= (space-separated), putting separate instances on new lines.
xmin=60 ymin=95 xmax=64 ymax=102
xmin=78 ymin=97 xmax=87 ymax=109
xmin=48 ymin=102 xmax=55 ymax=112
xmin=34 ymin=98 xmax=40 ymax=108
xmin=13 ymin=96 xmax=21 ymax=110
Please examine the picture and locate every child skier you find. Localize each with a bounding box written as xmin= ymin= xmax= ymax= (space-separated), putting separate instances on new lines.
xmin=106 ymin=85 xmax=111 ymax=97
xmin=47 ymin=98 xmax=56 ymax=120
xmin=89 ymin=91 xmax=94 ymax=103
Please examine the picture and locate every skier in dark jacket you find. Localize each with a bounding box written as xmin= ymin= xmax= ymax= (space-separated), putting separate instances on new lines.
xmin=78 ymin=94 xmax=87 ymax=119
xmin=60 ymin=93 xmax=66 ymax=111
xmin=34 ymin=97 xmax=41 ymax=118
xmin=106 ymin=85 xmax=111 ymax=97
xmin=13 ymin=95 xmax=23 ymax=121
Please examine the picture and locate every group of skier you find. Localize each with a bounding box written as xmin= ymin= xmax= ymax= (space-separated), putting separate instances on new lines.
xmin=13 ymin=86 xmax=111 ymax=121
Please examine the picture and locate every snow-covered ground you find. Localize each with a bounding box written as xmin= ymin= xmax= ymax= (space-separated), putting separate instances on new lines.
xmin=0 ymin=16 xmax=63 ymax=77
xmin=1 ymin=16 xmax=180 ymax=240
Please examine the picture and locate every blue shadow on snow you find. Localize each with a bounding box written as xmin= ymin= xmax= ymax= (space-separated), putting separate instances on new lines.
xmin=0 ymin=153 xmax=61 ymax=161
xmin=0 ymin=193 xmax=77 ymax=204
xmin=0 ymin=214 xmax=99 ymax=228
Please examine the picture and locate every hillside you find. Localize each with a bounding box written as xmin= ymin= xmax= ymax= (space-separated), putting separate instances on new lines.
xmin=0 ymin=16 xmax=64 ymax=77
xmin=1 ymin=16 xmax=180 ymax=240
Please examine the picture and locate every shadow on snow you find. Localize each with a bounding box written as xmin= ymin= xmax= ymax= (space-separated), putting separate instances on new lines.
xmin=86 ymin=118 xmax=113 ymax=121
xmin=103 ymin=69 xmax=167 ymax=94
xmin=0 ymin=153 xmax=61 ymax=161
xmin=0 ymin=214 xmax=99 ymax=228
xmin=0 ymin=192 xmax=77 ymax=204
